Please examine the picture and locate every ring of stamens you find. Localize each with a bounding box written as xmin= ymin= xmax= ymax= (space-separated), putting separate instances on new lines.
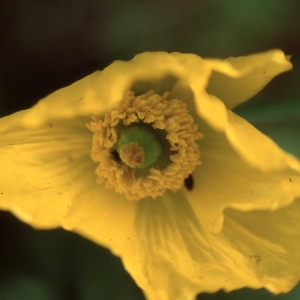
xmin=87 ymin=90 xmax=203 ymax=201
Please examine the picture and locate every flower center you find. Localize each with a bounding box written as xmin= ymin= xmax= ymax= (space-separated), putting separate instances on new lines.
xmin=87 ymin=90 xmax=203 ymax=201
xmin=117 ymin=126 xmax=162 ymax=169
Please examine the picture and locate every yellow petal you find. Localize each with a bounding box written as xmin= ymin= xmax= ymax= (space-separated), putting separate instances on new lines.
xmin=0 ymin=111 xmax=136 ymax=259
xmin=185 ymin=117 xmax=300 ymax=233
xmin=5 ymin=50 xmax=291 ymax=129
xmin=109 ymin=51 xmax=213 ymax=111
xmin=19 ymin=70 xmax=125 ymax=128
xmin=125 ymin=191 xmax=216 ymax=300
xmin=206 ymin=49 xmax=292 ymax=109
xmin=0 ymin=111 xmax=91 ymax=228
xmin=21 ymin=52 xmax=218 ymax=128
xmin=221 ymin=198 xmax=300 ymax=293
xmin=124 ymin=191 xmax=300 ymax=299
xmin=62 ymin=180 xmax=136 ymax=258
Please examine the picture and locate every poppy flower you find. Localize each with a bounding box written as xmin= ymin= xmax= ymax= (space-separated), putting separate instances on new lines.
xmin=0 ymin=50 xmax=299 ymax=300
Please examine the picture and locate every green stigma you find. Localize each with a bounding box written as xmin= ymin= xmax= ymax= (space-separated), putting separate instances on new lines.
xmin=117 ymin=126 xmax=162 ymax=169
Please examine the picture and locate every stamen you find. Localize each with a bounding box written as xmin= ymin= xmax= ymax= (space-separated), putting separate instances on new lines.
xmin=87 ymin=90 xmax=203 ymax=201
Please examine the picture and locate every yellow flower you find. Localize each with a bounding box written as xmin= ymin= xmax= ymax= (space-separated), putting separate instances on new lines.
xmin=1 ymin=50 xmax=300 ymax=300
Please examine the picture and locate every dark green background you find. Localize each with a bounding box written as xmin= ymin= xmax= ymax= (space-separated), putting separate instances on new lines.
xmin=0 ymin=1 xmax=299 ymax=299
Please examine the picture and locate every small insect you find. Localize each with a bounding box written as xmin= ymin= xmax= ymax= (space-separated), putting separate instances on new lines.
xmin=184 ymin=174 xmax=194 ymax=191
xmin=110 ymin=150 xmax=121 ymax=164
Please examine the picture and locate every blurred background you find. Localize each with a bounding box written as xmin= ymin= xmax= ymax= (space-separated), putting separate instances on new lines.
xmin=0 ymin=0 xmax=299 ymax=299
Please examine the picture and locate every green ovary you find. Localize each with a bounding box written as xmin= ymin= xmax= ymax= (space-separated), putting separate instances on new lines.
xmin=117 ymin=126 xmax=162 ymax=169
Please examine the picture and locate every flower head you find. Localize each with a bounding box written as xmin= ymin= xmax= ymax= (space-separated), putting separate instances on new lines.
xmin=1 ymin=50 xmax=300 ymax=300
